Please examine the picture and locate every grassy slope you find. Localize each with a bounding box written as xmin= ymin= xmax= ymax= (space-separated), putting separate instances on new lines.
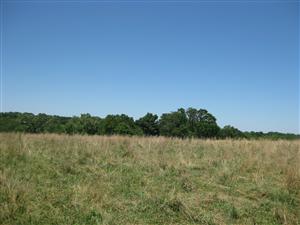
xmin=0 ymin=133 xmax=299 ymax=225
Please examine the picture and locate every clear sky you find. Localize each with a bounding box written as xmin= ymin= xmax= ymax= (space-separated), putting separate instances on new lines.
xmin=1 ymin=0 xmax=299 ymax=133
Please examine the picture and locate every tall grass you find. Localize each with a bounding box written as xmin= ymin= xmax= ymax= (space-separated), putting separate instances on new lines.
xmin=0 ymin=133 xmax=299 ymax=224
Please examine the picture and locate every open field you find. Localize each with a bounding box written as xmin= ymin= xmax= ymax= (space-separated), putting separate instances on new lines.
xmin=0 ymin=133 xmax=299 ymax=225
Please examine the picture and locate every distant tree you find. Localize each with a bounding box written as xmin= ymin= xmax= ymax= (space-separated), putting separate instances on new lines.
xmin=159 ymin=108 xmax=189 ymax=138
xmin=186 ymin=107 xmax=220 ymax=138
xmin=32 ymin=113 xmax=49 ymax=133
xmin=196 ymin=122 xmax=220 ymax=138
xmin=0 ymin=111 xmax=299 ymax=140
xmin=102 ymin=114 xmax=142 ymax=135
xmin=65 ymin=116 xmax=84 ymax=134
xmin=219 ymin=125 xmax=244 ymax=139
xmin=0 ymin=112 xmax=26 ymax=132
xmin=43 ymin=116 xmax=68 ymax=133
xmin=243 ymin=131 xmax=264 ymax=139
xmin=264 ymin=132 xmax=299 ymax=140
xmin=136 ymin=113 xmax=159 ymax=136
xmin=80 ymin=114 xmax=102 ymax=135
xmin=21 ymin=113 xmax=37 ymax=133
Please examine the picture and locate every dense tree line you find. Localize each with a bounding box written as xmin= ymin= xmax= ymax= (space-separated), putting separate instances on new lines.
xmin=0 ymin=108 xmax=299 ymax=140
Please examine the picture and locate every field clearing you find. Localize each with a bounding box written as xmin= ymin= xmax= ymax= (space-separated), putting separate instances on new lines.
xmin=0 ymin=133 xmax=299 ymax=225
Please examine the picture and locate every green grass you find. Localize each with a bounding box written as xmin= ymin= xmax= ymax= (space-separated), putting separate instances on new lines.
xmin=0 ymin=133 xmax=299 ymax=224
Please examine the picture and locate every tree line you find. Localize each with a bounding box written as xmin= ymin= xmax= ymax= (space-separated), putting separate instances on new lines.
xmin=0 ymin=108 xmax=299 ymax=140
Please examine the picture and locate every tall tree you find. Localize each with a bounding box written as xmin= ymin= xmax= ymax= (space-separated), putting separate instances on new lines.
xmin=159 ymin=108 xmax=189 ymax=138
xmin=136 ymin=113 xmax=159 ymax=136
xmin=186 ymin=107 xmax=220 ymax=138
xmin=102 ymin=114 xmax=142 ymax=135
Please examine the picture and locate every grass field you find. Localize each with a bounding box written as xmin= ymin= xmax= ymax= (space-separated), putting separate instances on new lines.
xmin=0 ymin=133 xmax=299 ymax=225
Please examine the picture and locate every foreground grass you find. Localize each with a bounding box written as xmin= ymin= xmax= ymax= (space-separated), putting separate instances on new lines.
xmin=0 ymin=133 xmax=299 ymax=225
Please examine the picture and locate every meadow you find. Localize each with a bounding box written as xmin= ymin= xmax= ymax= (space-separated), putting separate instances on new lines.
xmin=0 ymin=133 xmax=299 ymax=225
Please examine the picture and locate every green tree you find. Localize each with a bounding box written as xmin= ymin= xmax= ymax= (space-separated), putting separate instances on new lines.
xmin=65 ymin=116 xmax=84 ymax=134
xmin=80 ymin=114 xmax=102 ymax=135
xmin=219 ymin=125 xmax=244 ymax=139
xmin=21 ymin=113 xmax=37 ymax=133
xmin=186 ymin=107 xmax=220 ymax=138
xmin=136 ymin=113 xmax=159 ymax=136
xmin=1 ymin=111 xmax=299 ymax=140
xmin=43 ymin=116 xmax=68 ymax=133
xmin=159 ymin=108 xmax=189 ymax=138
xmin=102 ymin=114 xmax=142 ymax=135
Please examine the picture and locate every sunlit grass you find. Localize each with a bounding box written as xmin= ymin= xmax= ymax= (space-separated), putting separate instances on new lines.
xmin=0 ymin=133 xmax=299 ymax=224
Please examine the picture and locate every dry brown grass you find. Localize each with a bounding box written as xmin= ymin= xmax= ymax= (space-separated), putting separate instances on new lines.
xmin=0 ymin=133 xmax=299 ymax=224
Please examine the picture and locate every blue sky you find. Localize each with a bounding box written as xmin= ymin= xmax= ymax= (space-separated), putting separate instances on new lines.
xmin=1 ymin=0 xmax=299 ymax=133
